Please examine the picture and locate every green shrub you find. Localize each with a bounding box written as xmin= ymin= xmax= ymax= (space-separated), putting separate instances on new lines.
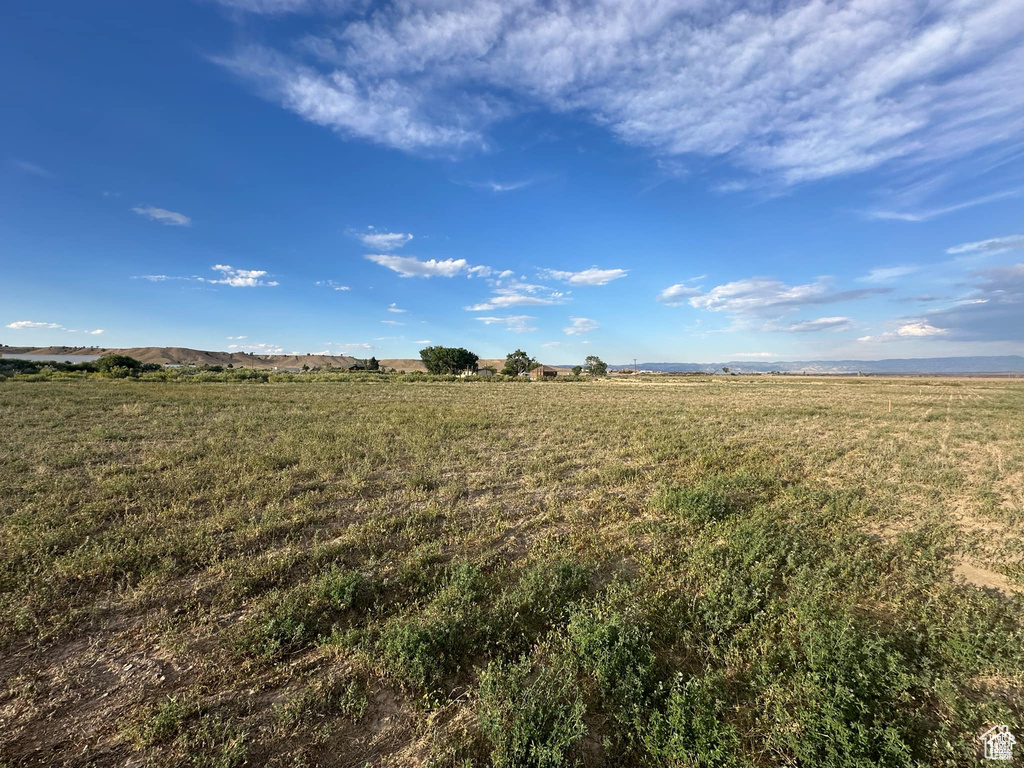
xmin=237 ymin=567 xmax=372 ymax=659
xmin=478 ymin=656 xmax=586 ymax=768
xmin=642 ymin=672 xmax=741 ymax=767
xmin=566 ymin=604 xmax=655 ymax=728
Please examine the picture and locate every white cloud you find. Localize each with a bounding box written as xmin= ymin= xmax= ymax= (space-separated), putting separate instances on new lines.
xmin=462 ymin=179 xmax=533 ymax=193
xmin=365 ymin=253 xmax=468 ymax=278
xmin=865 ymin=191 xmax=1020 ymax=222
xmin=466 ymin=274 xmax=567 ymax=311
xmin=217 ymin=46 xmax=484 ymax=152
xmin=857 ymin=266 xmax=919 ymax=283
xmin=564 ymin=316 xmax=598 ymax=335
xmin=228 ymin=342 xmax=286 ymax=353
xmin=784 ymin=316 xmax=854 ymax=333
xmin=381 ymin=319 xmax=405 ymax=326
xmin=542 ymin=341 xmax=566 ymax=347
xmin=388 ymin=303 xmax=407 ymax=313
xmin=5 ymin=320 xmax=104 ymax=335
xmin=476 ymin=314 xmax=537 ymax=332
xmin=912 ymin=264 xmax=1024 ymax=341
xmin=316 ymin=280 xmax=350 ymax=290
xmin=541 ymin=267 xmax=628 ymax=286
xmin=6 ymin=320 xmax=62 ymax=330
xmin=356 ymin=230 xmax=413 ymax=250
xmin=413 ymin=339 xmax=431 ymax=344
xmin=858 ymin=322 xmax=948 ymax=342
xmin=216 ymin=0 xmax=1024 ymax=186
xmin=201 ymin=264 xmax=278 ymax=287
xmin=657 ymin=282 xmax=703 ymax=306
xmin=227 ymin=335 xmax=248 ymax=340
xmin=689 ymin=277 xmax=884 ymax=317
xmin=132 ymin=206 xmax=191 ymax=226
xmin=465 ymin=294 xmax=562 ymax=311
xmin=334 ymin=342 xmax=373 ymax=350
xmin=946 ymin=234 xmax=1024 ymax=255
xmin=730 ymin=352 xmax=776 ymax=358
xmin=898 ymin=322 xmax=947 ymax=337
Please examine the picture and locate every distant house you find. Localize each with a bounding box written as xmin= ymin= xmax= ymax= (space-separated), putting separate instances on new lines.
xmin=477 ymin=368 xmax=495 ymax=378
xmin=530 ymin=365 xmax=559 ymax=379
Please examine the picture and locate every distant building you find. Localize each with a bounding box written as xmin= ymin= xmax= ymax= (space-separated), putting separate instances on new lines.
xmin=476 ymin=368 xmax=495 ymax=378
xmin=530 ymin=365 xmax=559 ymax=379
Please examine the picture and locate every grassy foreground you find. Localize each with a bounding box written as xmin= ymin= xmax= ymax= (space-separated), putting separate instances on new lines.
xmin=1 ymin=376 xmax=1022 ymax=767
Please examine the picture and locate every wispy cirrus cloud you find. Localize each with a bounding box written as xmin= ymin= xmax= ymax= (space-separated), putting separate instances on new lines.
xmin=456 ymin=179 xmax=534 ymax=193
xmin=857 ymin=266 xmax=920 ymax=283
xmin=864 ymin=191 xmax=1020 ymax=222
xmin=476 ymin=314 xmax=537 ymax=332
xmin=316 ymin=279 xmax=350 ymax=290
xmin=11 ymin=159 xmax=53 ymax=178
xmin=784 ymin=316 xmax=854 ymax=333
xmin=540 ymin=267 xmax=627 ymax=286
xmin=132 ymin=206 xmax=191 ymax=226
xmin=688 ymin=277 xmax=886 ymax=318
xmin=946 ymin=234 xmax=1024 ymax=255
xmin=215 ymin=0 xmax=1024 ymax=187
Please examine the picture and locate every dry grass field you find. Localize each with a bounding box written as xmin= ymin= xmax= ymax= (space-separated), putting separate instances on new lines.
xmin=1 ymin=376 xmax=1023 ymax=767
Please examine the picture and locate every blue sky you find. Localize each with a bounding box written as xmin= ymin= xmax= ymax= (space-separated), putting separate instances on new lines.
xmin=2 ymin=0 xmax=1023 ymax=364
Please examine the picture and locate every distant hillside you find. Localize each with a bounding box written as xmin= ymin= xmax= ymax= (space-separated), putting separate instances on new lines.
xmin=0 ymin=345 xmax=360 ymax=371
xmin=0 ymin=346 xmax=574 ymax=374
xmin=611 ymin=356 xmax=1024 ymax=374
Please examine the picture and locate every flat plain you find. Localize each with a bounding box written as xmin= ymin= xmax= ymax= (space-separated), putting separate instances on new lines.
xmin=1 ymin=376 xmax=1023 ymax=767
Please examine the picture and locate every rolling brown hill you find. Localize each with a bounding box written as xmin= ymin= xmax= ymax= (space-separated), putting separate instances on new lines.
xmin=1 ymin=346 xmax=575 ymax=374
xmin=0 ymin=345 xmax=359 ymax=370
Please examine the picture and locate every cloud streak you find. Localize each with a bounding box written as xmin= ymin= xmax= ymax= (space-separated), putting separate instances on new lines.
xmin=132 ymin=206 xmax=192 ymax=226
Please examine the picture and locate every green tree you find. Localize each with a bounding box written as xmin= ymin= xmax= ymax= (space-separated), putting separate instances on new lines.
xmin=367 ymin=356 xmax=380 ymax=371
xmin=419 ymin=346 xmax=479 ymax=374
xmin=572 ymin=365 xmax=583 ymax=376
xmin=722 ymin=367 xmax=730 ymax=374
xmin=584 ymin=355 xmax=608 ymax=377
xmin=95 ymin=354 xmax=142 ymax=373
xmin=501 ymin=349 xmax=537 ymax=376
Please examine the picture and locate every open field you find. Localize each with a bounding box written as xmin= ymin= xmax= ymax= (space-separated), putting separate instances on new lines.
xmin=1 ymin=376 xmax=1023 ymax=767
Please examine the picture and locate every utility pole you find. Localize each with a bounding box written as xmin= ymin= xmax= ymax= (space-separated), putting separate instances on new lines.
xmin=634 ymin=358 xmax=638 ymax=374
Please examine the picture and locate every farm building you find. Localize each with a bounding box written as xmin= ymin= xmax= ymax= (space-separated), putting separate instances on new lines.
xmin=530 ymin=365 xmax=559 ymax=379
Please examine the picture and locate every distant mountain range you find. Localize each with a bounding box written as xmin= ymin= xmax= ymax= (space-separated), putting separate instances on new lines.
xmin=4 ymin=347 xmax=1023 ymax=376
xmin=607 ymin=356 xmax=1024 ymax=374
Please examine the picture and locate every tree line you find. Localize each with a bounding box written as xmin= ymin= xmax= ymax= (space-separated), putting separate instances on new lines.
xmin=418 ymin=346 xmax=607 ymax=377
